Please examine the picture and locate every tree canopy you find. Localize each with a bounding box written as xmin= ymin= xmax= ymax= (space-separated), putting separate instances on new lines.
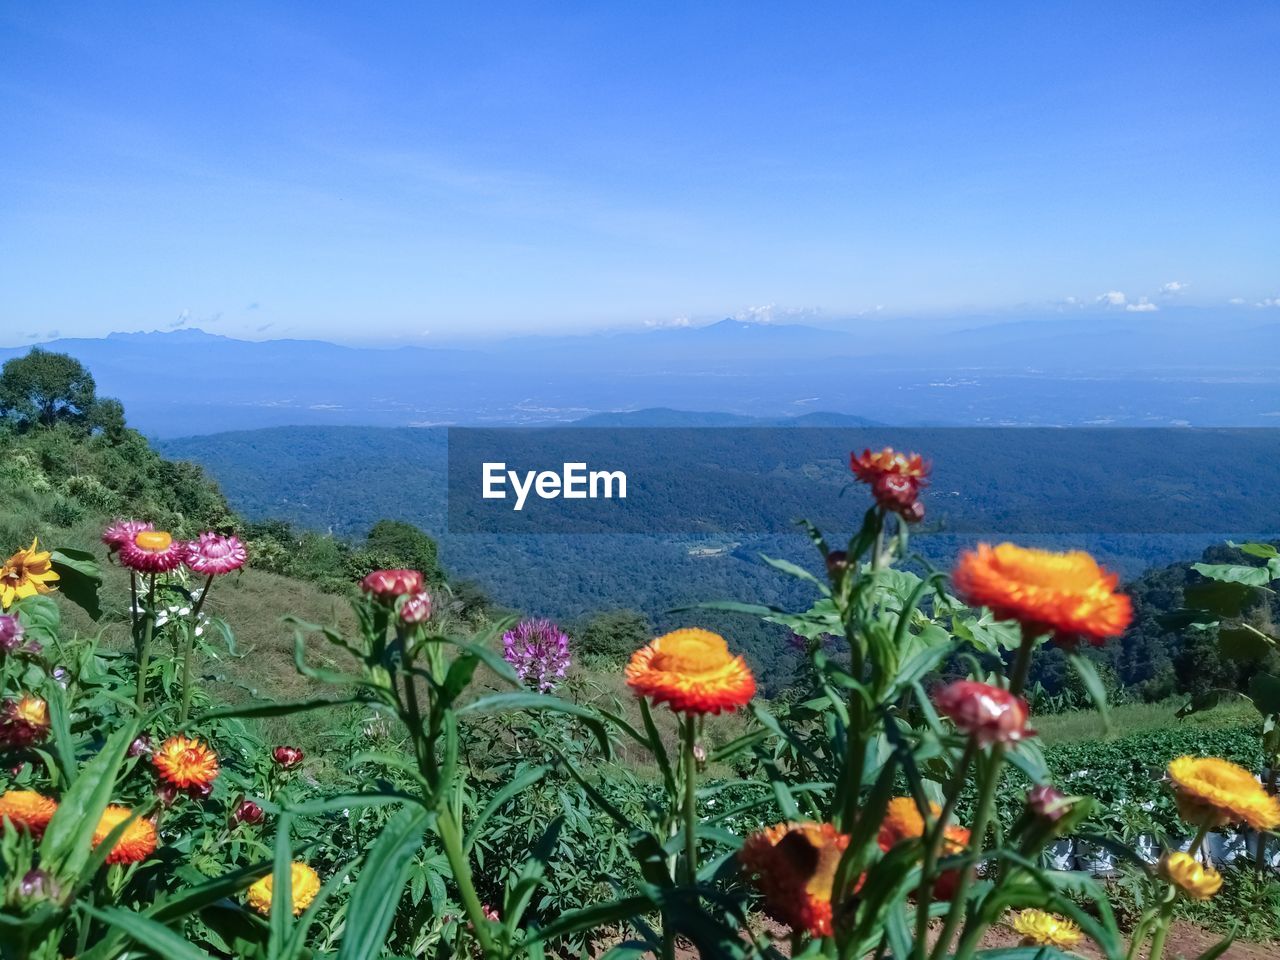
xmin=0 ymin=348 xmax=100 ymax=430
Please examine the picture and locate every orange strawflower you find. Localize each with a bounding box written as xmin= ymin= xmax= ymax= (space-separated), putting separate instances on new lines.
xmin=739 ymin=822 xmax=850 ymax=936
xmin=1168 ymin=756 xmax=1280 ymax=831
xmin=246 ymin=862 xmax=322 ymax=916
xmin=0 ymin=790 xmax=57 ymax=836
xmin=92 ymin=805 xmax=157 ymax=864
xmin=878 ymin=797 xmax=970 ymax=900
xmin=625 ymin=628 xmax=755 ymax=714
xmin=153 ymin=735 xmax=220 ymax=790
xmin=952 ymin=543 xmax=1132 ymax=644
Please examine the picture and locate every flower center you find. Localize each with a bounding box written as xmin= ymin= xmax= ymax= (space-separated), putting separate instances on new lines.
xmin=135 ymin=531 xmax=173 ymax=551
xmin=652 ymin=629 xmax=732 ymax=676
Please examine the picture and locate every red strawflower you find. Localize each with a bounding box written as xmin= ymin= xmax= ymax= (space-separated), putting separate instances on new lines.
xmin=273 ymin=745 xmax=304 ymax=768
xmin=360 ymin=569 xmax=424 ymax=601
xmin=849 ymin=447 xmax=929 ymax=520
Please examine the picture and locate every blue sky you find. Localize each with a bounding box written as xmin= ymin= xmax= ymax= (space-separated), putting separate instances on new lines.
xmin=2 ymin=2 xmax=1278 ymax=344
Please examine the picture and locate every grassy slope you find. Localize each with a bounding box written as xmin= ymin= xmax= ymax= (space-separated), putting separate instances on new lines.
xmin=1034 ymin=698 xmax=1255 ymax=746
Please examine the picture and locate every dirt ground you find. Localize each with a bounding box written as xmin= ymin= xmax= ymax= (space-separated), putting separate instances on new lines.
xmin=671 ymin=918 xmax=1273 ymax=959
xmin=976 ymin=919 xmax=1270 ymax=959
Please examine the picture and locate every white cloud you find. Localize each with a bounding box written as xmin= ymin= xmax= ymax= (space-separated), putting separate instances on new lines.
xmin=736 ymin=303 xmax=779 ymax=324
xmin=1228 ymin=297 xmax=1247 ymax=305
xmin=1259 ymin=297 xmax=1280 ymax=308
xmin=1097 ymin=290 xmax=1127 ymax=306
xmin=643 ymin=316 xmax=692 ymax=328
xmin=1160 ymin=280 xmax=1188 ymax=294
xmin=1125 ymin=298 xmax=1158 ymax=312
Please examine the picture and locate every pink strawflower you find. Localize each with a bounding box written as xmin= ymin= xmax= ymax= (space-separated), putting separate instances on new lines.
xmin=400 ymin=591 xmax=433 ymax=624
xmin=360 ymin=569 xmax=424 ymax=601
xmin=119 ymin=530 xmax=185 ymax=574
xmin=934 ymin=679 xmax=1034 ymax=747
xmin=185 ymin=532 xmax=247 ymax=576
xmin=103 ymin=519 xmax=154 ymax=555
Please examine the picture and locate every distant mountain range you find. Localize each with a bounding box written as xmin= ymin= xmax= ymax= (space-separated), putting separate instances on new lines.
xmin=4 ymin=310 xmax=1278 ymax=435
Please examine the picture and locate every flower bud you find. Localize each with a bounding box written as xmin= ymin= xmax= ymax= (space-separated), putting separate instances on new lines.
xmin=20 ymin=869 xmax=56 ymax=901
xmin=693 ymin=743 xmax=707 ymax=771
xmin=825 ymin=551 xmax=849 ymax=581
xmin=156 ymin=781 xmax=180 ymax=807
xmin=273 ymin=745 xmax=304 ymax=769
xmin=934 ymin=680 xmax=1034 ymax=746
xmin=399 ymin=590 xmax=433 ymax=624
xmin=129 ymin=734 xmax=153 ymax=757
xmin=0 ymin=615 xmax=24 ymax=654
xmin=1027 ymin=785 xmax=1072 ymax=824
xmin=233 ymin=799 xmax=265 ymax=826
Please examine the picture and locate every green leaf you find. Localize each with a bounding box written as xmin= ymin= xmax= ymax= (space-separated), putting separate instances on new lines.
xmin=51 ymin=547 xmax=103 ymax=620
xmin=464 ymin=764 xmax=551 ymax=852
xmin=1218 ymin=623 xmax=1276 ymax=661
xmin=1176 ymin=688 xmax=1242 ymax=718
xmin=757 ymin=554 xmax=831 ymax=595
xmin=1192 ymin=562 xmax=1271 ymax=586
xmin=458 ymin=691 xmax=612 ymax=758
xmin=338 ymin=805 xmax=432 ymax=960
xmin=525 ymin=895 xmax=655 ymax=945
xmin=39 ymin=721 xmax=138 ymax=877
xmin=1249 ymin=672 xmax=1280 ymax=716
xmin=445 ymin=638 xmax=520 ymax=686
xmin=148 ymin=861 xmax=274 ymax=922
xmin=1184 ymin=580 xmax=1255 ymax=617
xmin=1192 ymin=933 xmax=1236 ymax=960
xmin=44 ymin=685 xmax=78 ymax=786
xmin=269 ymin=813 xmax=295 ymax=960
xmin=278 ymin=791 xmax=418 ymax=817
xmin=84 ymin=905 xmax=217 ymax=960
xmin=198 ymin=695 xmax=363 ymax=721
xmin=440 ymin=652 xmax=480 ymax=703
xmin=1067 ymin=652 xmax=1111 ymax=736
xmin=13 ymin=594 xmax=60 ymax=643
xmin=1232 ymin=542 xmax=1279 ymax=560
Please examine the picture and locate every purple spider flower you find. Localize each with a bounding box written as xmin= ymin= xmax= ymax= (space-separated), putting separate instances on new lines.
xmin=502 ymin=619 xmax=571 ymax=693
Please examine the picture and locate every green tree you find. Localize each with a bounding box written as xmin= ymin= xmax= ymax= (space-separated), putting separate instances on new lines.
xmin=0 ymin=348 xmax=98 ymax=429
xmin=365 ymin=519 xmax=442 ymax=582
xmin=575 ymin=608 xmax=653 ymax=664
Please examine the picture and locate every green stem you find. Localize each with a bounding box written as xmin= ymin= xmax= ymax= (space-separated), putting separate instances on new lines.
xmin=1147 ymin=893 xmax=1176 ymax=960
xmin=930 ymin=745 xmax=1005 ymax=960
xmin=914 ymin=739 xmax=977 ymax=956
xmin=1008 ymin=630 xmax=1037 ymax=696
xmin=134 ymin=574 xmax=156 ymax=711
xmin=1123 ymin=909 xmax=1158 ymax=960
xmin=179 ymin=573 xmax=216 ymax=723
xmin=682 ymin=714 xmax=699 ymax=889
xmin=437 ymin=807 xmax=497 ymax=956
